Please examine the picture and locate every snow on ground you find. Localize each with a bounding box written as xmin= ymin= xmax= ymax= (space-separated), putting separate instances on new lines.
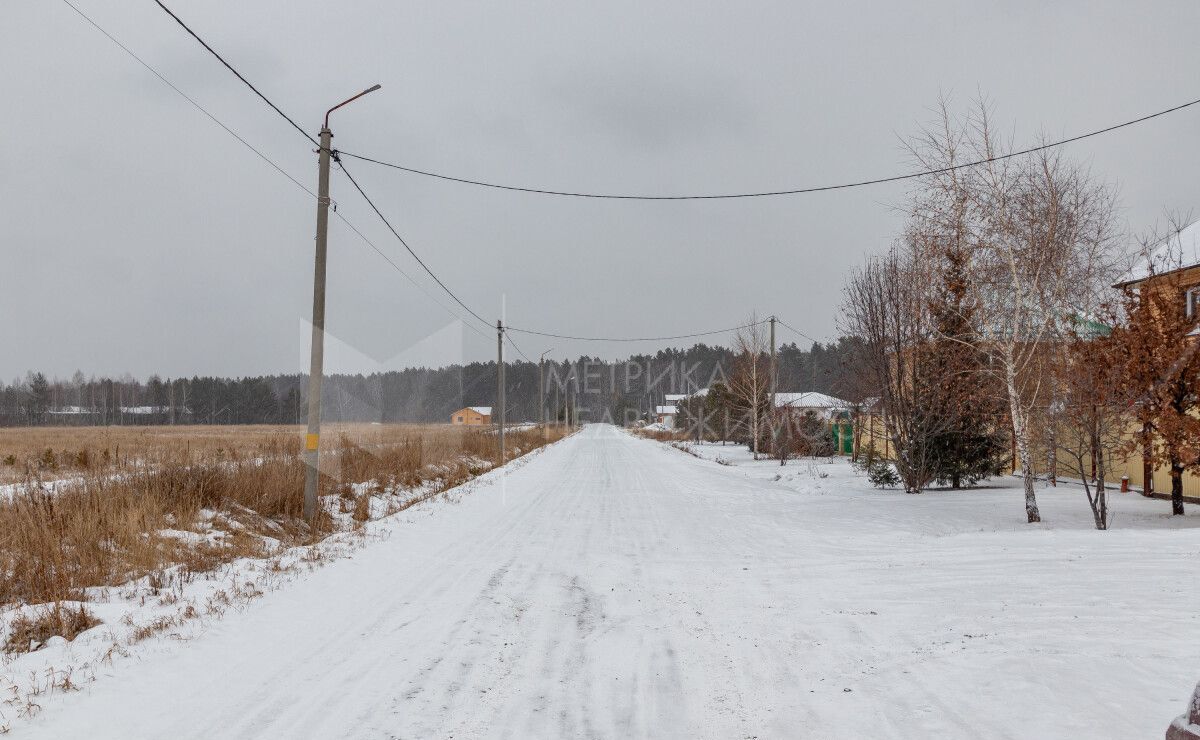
xmin=9 ymin=425 xmax=1200 ymax=739
xmin=674 ymin=438 xmax=1200 ymax=533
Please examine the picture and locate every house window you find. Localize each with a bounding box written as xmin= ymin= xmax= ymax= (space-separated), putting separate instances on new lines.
xmin=457 ymin=416 xmax=463 ymax=423
xmin=1188 ymin=287 xmax=1200 ymax=319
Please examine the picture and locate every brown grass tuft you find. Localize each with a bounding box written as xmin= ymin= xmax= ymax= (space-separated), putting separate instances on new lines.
xmin=3 ymin=603 xmax=100 ymax=654
xmin=633 ymin=428 xmax=688 ymax=442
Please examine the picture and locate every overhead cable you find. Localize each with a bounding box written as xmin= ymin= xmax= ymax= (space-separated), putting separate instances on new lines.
xmin=337 ymin=95 xmax=1200 ymax=200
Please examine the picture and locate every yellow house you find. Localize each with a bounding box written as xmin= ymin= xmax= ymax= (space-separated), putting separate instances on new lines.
xmin=1113 ymin=220 xmax=1200 ymax=499
xmin=450 ymin=406 xmax=492 ymax=426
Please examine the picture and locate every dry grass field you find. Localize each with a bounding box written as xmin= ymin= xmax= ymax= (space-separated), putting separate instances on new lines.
xmin=0 ymin=423 xmax=498 ymax=484
xmin=0 ymin=422 xmax=569 ymax=646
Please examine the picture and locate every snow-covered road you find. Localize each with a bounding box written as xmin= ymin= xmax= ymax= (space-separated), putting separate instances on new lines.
xmin=21 ymin=424 xmax=1200 ymax=738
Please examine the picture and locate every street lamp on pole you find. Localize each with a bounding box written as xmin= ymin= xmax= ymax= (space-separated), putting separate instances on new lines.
xmin=303 ymin=83 xmax=382 ymax=521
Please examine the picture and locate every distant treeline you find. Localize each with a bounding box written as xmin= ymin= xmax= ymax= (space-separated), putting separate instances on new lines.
xmin=2 ymin=338 xmax=865 ymax=426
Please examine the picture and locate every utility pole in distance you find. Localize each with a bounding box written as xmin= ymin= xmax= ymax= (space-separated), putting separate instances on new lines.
xmin=539 ymin=348 xmax=553 ymax=441
xmin=497 ymin=320 xmax=506 ymax=463
xmin=769 ymin=315 xmax=778 ymax=458
xmin=769 ymin=315 xmax=777 ymax=396
xmin=303 ymin=84 xmax=381 ymax=520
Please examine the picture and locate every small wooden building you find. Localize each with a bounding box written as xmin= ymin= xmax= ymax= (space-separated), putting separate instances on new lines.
xmin=451 ymin=406 xmax=492 ymax=426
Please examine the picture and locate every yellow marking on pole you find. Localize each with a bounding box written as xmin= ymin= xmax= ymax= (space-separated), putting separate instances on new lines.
xmin=306 ymin=433 xmax=319 ymax=451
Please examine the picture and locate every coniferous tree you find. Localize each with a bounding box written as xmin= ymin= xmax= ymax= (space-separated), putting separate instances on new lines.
xmin=925 ymin=246 xmax=1009 ymax=488
xmin=27 ymin=372 xmax=50 ymax=424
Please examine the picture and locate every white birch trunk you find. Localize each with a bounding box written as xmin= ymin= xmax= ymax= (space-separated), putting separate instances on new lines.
xmin=1006 ymin=357 xmax=1041 ymax=523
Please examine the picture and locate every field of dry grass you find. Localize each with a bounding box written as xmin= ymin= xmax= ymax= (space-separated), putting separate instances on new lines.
xmin=0 ymin=422 xmax=569 ymax=648
xmin=0 ymin=423 xmax=493 ymax=484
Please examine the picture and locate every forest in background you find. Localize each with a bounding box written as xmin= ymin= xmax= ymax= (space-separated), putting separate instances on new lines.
xmin=1 ymin=338 xmax=865 ymax=427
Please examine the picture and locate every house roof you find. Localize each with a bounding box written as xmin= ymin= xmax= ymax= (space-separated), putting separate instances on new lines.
xmin=655 ymin=405 xmax=678 ymax=415
xmin=772 ymin=392 xmax=849 ymax=410
xmin=1120 ymin=220 xmax=1200 ymax=286
xmin=456 ymin=406 xmax=491 ymax=416
xmin=663 ymin=394 xmax=689 ymax=402
xmin=47 ymin=405 xmax=192 ymax=414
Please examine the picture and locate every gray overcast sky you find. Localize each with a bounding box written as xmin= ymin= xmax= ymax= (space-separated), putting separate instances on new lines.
xmin=4 ymin=0 xmax=1200 ymax=381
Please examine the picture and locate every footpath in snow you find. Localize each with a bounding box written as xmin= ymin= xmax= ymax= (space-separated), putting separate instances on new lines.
xmin=12 ymin=424 xmax=1200 ymax=739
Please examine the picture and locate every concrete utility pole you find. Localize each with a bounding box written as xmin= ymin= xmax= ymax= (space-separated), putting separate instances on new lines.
xmin=539 ymin=349 xmax=553 ymax=441
xmin=769 ymin=315 xmax=777 ymax=396
xmin=303 ymin=84 xmax=381 ymax=520
xmin=497 ymin=320 xmax=506 ymax=463
xmin=769 ymin=314 xmax=779 ymax=458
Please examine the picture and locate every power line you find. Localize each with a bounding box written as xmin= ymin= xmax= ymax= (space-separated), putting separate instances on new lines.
xmin=136 ymin=0 xmax=1200 ymax=348
xmin=340 ymin=156 xmax=770 ymax=344
xmin=338 ymin=94 xmax=1200 ymax=200
xmin=152 ymin=0 xmax=317 ymax=146
xmin=117 ymin=0 xmax=1156 ymax=354
xmin=66 ymin=0 xmax=810 ymax=351
xmin=141 ymin=0 xmax=496 ymax=334
xmin=775 ymin=318 xmax=826 ymax=346
xmin=79 ymin=0 xmax=718 ymax=347
xmin=149 ymin=0 xmax=1200 ymax=204
xmin=338 ymin=160 xmax=777 ymax=345
xmin=504 ymin=332 xmax=534 ymax=363
xmin=329 ymin=203 xmax=492 ymax=341
xmin=504 ymin=320 xmax=765 ymax=343
xmin=58 ymin=0 xmax=314 ymax=198
xmin=59 ymin=0 xmax=490 ymax=341
xmin=149 ymin=0 xmax=1200 ymax=205
xmin=335 ymin=159 xmax=493 ymax=329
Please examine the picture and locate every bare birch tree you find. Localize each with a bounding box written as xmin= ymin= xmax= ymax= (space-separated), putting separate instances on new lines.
xmin=729 ymin=317 xmax=770 ymax=460
xmin=904 ymin=98 xmax=1118 ymax=521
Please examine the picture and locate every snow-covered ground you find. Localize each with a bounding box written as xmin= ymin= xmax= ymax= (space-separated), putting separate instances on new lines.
xmin=9 ymin=424 xmax=1200 ymax=738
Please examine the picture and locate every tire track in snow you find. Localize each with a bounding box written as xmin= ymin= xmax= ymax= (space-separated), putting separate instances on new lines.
xmin=19 ymin=424 xmax=1200 ymax=739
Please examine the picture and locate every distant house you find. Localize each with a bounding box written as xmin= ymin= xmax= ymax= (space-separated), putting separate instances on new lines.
xmin=451 ymin=406 xmax=492 ymax=426
xmin=774 ymin=392 xmax=854 ymax=455
xmin=121 ymin=406 xmax=176 ymax=416
xmin=772 ymin=392 xmax=849 ymax=420
xmin=46 ymin=406 xmax=95 ymax=417
xmin=655 ymin=405 xmax=678 ymax=429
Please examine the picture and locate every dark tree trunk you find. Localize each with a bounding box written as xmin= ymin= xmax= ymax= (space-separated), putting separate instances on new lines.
xmin=1094 ymin=432 xmax=1108 ymax=531
xmin=1171 ymin=463 xmax=1186 ymax=516
xmin=1142 ymin=422 xmax=1154 ymax=496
